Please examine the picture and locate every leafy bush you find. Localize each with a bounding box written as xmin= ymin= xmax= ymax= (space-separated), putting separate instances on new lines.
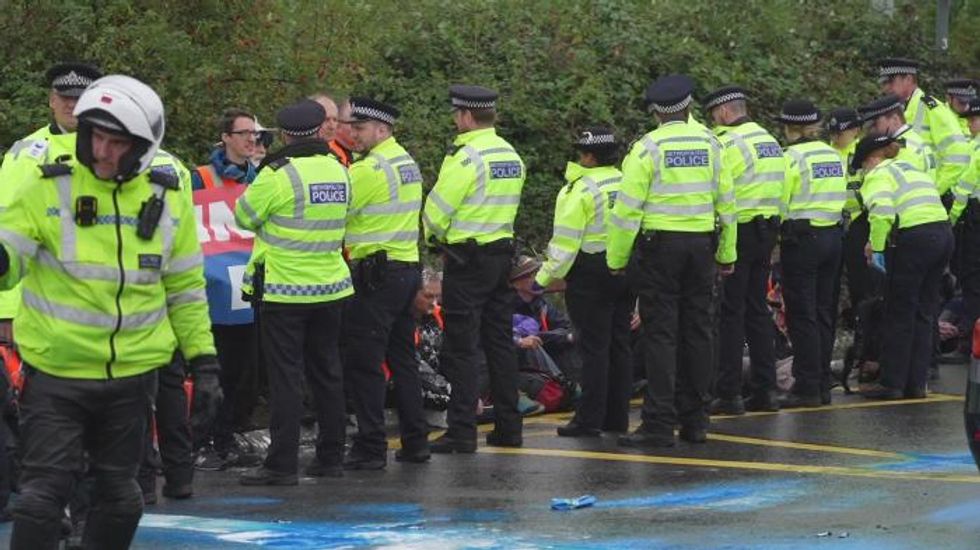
xmin=0 ymin=0 xmax=975 ymax=248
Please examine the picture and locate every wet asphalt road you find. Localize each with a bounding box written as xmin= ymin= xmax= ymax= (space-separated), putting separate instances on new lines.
xmin=2 ymin=363 xmax=978 ymax=549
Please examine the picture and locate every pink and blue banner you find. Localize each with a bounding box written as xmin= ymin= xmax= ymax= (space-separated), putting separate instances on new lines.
xmin=194 ymin=186 xmax=254 ymax=325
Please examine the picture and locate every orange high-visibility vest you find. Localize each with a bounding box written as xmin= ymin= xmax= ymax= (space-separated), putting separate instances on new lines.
xmin=195 ymin=164 xmax=239 ymax=190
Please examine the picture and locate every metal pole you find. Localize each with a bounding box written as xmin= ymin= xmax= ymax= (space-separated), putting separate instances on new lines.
xmin=936 ymin=0 xmax=951 ymax=51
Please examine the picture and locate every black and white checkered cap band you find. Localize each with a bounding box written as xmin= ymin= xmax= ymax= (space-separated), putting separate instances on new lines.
xmin=352 ymin=105 xmax=395 ymax=124
xmin=650 ymin=95 xmax=693 ymax=114
xmin=451 ymin=97 xmax=496 ymax=109
xmin=704 ymin=92 xmax=747 ymax=110
xmin=576 ymin=132 xmax=615 ymax=146
xmin=281 ymin=126 xmax=320 ymax=137
xmin=52 ymin=71 xmax=93 ymax=89
xmin=947 ymin=87 xmax=977 ymax=98
xmin=861 ymin=102 xmax=903 ymax=120
xmin=879 ymin=66 xmax=917 ymax=77
xmin=780 ymin=112 xmax=819 ymax=123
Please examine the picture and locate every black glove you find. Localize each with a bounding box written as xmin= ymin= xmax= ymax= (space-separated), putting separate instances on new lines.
xmin=188 ymin=355 xmax=223 ymax=436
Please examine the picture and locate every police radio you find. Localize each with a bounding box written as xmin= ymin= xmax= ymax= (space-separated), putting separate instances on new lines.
xmin=137 ymin=193 xmax=165 ymax=240
xmin=75 ymin=196 xmax=97 ymax=227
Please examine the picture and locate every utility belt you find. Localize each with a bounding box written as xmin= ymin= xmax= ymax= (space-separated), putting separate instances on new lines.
xmin=780 ymin=219 xmax=841 ymax=245
xmin=352 ymin=250 xmax=419 ymax=292
xmin=963 ymin=198 xmax=980 ymax=227
xmin=740 ymin=215 xmax=779 ymax=239
xmin=440 ymin=238 xmax=514 ymax=268
xmin=896 ymin=220 xmax=950 ymax=235
xmin=638 ymin=229 xmax=714 ymax=250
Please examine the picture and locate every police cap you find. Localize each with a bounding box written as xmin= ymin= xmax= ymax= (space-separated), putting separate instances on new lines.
xmin=449 ymin=85 xmax=498 ymax=110
xmin=777 ymin=99 xmax=821 ymax=125
xmin=644 ymin=74 xmax=695 ymax=114
xmin=574 ymin=125 xmax=617 ymax=150
xmin=962 ymin=98 xmax=980 ymax=118
xmin=826 ymin=108 xmax=861 ymax=133
xmin=348 ymin=96 xmax=400 ymax=125
xmin=945 ymin=79 xmax=978 ymax=99
xmin=878 ymin=57 xmax=919 ymax=82
xmin=702 ymin=85 xmax=748 ymax=111
xmin=45 ymin=62 xmax=103 ymax=97
xmin=857 ymin=94 xmax=904 ymax=122
xmin=850 ymin=132 xmax=897 ymax=173
xmin=276 ymin=99 xmax=325 ymax=137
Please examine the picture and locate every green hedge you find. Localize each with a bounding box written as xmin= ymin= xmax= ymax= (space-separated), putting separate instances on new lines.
xmin=1 ymin=0 xmax=976 ymax=248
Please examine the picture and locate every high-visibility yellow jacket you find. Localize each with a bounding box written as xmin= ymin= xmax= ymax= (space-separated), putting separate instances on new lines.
xmin=861 ymin=159 xmax=948 ymax=252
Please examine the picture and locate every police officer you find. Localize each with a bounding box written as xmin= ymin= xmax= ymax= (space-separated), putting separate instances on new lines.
xmin=854 ymin=134 xmax=953 ymax=399
xmin=828 ymin=108 xmax=874 ymax=314
xmin=0 ymin=62 xmax=103 ymax=335
xmin=703 ymin=86 xmax=785 ymax=415
xmin=857 ymin=95 xmax=937 ymax=177
xmin=943 ymin=79 xmax=977 ymax=137
xmin=607 ymin=75 xmax=736 ymax=447
xmin=535 ymin=126 xmax=633 ymax=437
xmin=422 ymin=85 xmax=525 ymax=452
xmin=342 ymin=97 xmax=429 ymax=468
xmin=236 ymin=99 xmax=352 ymax=485
xmin=0 ymin=74 xmax=221 ymax=550
xmin=950 ymin=99 xmax=980 ymax=347
xmin=777 ymin=100 xmax=848 ymax=408
xmin=878 ymin=58 xmax=970 ymax=196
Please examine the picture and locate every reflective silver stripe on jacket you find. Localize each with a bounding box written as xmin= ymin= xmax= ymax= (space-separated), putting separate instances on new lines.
xmin=22 ymin=288 xmax=166 ymax=329
xmin=460 ymin=146 xmax=520 ymax=206
xmin=166 ymin=288 xmax=207 ymax=308
xmin=344 ymin=229 xmax=418 ymax=244
xmin=450 ymin=220 xmax=513 ymax=233
xmin=264 ymin=277 xmax=353 ymax=297
xmin=258 ymin=231 xmax=342 ymax=253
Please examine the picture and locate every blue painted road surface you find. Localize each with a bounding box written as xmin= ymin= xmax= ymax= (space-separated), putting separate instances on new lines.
xmin=1 ymin=363 xmax=977 ymax=549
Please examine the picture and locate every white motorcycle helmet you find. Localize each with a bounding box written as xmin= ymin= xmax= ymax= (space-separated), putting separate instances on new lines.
xmin=73 ymin=74 xmax=165 ymax=182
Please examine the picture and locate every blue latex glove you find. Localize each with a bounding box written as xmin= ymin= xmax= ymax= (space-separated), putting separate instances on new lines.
xmin=870 ymin=252 xmax=886 ymax=274
xmin=550 ymin=494 xmax=597 ymax=511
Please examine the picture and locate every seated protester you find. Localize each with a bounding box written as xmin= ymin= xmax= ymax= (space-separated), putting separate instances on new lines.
xmin=412 ymin=269 xmax=450 ymax=412
xmin=509 ymin=256 xmax=578 ymax=381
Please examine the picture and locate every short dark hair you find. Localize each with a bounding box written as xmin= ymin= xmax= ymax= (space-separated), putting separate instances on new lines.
xmin=468 ymin=108 xmax=497 ymax=126
xmin=589 ymin=144 xmax=621 ymax=167
xmin=219 ymin=108 xmax=255 ymax=135
xmin=657 ymin=109 xmax=688 ymax=123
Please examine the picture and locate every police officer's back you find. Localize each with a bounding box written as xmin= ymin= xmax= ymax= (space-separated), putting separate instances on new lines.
xmin=422 ymin=85 xmax=526 ymax=452
xmin=607 ymin=74 xmax=736 ymax=448
xmin=0 ymin=74 xmax=220 ymax=550
xmin=236 ymin=99 xmax=353 ymax=485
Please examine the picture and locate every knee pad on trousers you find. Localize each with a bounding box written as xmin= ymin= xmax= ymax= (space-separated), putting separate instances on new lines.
xmin=89 ymin=475 xmax=143 ymax=517
xmin=12 ymin=470 xmax=75 ymax=522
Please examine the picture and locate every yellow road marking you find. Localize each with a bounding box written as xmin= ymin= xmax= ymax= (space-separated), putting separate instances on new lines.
xmin=712 ymin=393 xmax=963 ymax=420
xmin=704 ymin=433 xmax=903 ymax=459
xmin=477 ymin=446 xmax=980 ymax=484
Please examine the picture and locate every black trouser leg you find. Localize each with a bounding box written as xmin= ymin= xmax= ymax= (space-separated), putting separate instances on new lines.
xmin=152 ymin=354 xmax=192 ymax=486
xmin=261 ymin=306 xmax=312 ymax=474
xmin=844 ymin=215 xmax=873 ymax=309
xmin=565 ymin=253 xmax=615 ymax=430
xmin=745 ymin=226 xmax=778 ymax=397
xmin=442 ymin=250 xmax=518 ymax=441
xmin=302 ymin=303 xmax=345 ymax=466
xmin=781 ymin=233 xmax=821 ymax=397
xmin=211 ymin=324 xmax=259 ymax=449
xmin=481 ymin=254 xmax=521 ymax=437
xmin=12 ymin=368 xmax=154 ymax=550
xmin=716 ymin=223 xmax=762 ymax=399
xmin=960 ymin=223 xmax=980 ymax=336
xmin=816 ymin=229 xmax=843 ymax=395
xmin=605 ymin=285 xmax=634 ymax=432
xmin=385 ymin=272 xmax=428 ymax=451
xmin=633 ymin=233 xmax=713 ymax=434
xmin=880 ymin=223 xmax=953 ymax=392
xmin=675 ymin=236 xmax=716 ymax=430
xmin=345 ymin=267 xmax=425 ymax=456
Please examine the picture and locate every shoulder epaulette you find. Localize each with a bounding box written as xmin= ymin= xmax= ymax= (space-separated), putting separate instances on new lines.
xmin=922 ymin=95 xmax=939 ymax=109
xmin=267 ymin=157 xmax=290 ymax=171
xmin=446 ymin=144 xmax=464 ymax=157
xmin=39 ymin=163 xmax=72 ymax=178
xmin=149 ymin=165 xmax=181 ymax=190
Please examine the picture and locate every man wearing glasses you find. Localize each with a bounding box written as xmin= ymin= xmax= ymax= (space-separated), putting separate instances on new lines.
xmin=190 ymin=108 xmax=262 ymax=472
